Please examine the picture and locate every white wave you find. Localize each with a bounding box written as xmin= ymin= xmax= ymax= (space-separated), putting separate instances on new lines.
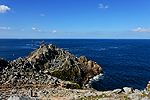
xmin=26 ymin=44 xmax=32 ymax=46
xmin=99 ymin=48 xmax=106 ymax=51
xmin=32 ymin=48 xmax=37 ymax=50
xmin=86 ymin=73 xmax=104 ymax=88
xmin=109 ymin=46 xmax=119 ymax=49
xmin=92 ymin=73 xmax=104 ymax=81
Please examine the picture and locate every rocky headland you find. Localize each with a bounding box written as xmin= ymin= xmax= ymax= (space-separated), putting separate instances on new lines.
xmin=0 ymin=44 xmax=150 ymax=100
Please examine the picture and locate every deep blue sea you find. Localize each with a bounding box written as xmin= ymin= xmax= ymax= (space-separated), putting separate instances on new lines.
xmin=0 ymin=39 xmax=150 ymax=91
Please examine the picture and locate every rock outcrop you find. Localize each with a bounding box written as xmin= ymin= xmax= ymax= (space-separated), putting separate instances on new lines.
xmin=0 ymin=44 xmax=103 ymax=89
xmin=147 ymin=81 xmax=150 ymax=91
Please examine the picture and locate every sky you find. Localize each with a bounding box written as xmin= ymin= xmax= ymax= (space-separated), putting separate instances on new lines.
xmin=0 ymin=0 xmax=150 ymax=39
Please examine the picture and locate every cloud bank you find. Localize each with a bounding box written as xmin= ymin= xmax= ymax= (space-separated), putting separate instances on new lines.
xmin=0 ymin=5 xmax=11 ymax=13
xmin=52 ymin=30 xmax=57 ymax=33
xmin=0 ymin=27 xmax=11 ymax=30
xmin=132 ymin=27 xmax=150 ymax=33
xmin=98 ymin=3 xmax=109 ymax=9
xmin=32 ymin=27 xmax=57 ymax=33
xmin=32 ymin=27 xmax=41 ymax=32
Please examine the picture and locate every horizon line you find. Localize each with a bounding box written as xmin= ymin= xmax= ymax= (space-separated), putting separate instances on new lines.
xmin=0 ymin=38 xmax=150 ymax=40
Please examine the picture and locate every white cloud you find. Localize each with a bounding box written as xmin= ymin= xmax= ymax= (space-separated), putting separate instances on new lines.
xmin=0 ymin=26 xmax=11 ymax=30
xmin=52 ymin=30 xmax=57 ymax=33
xmin=132 ymin=27 xmax=150 ymax=33
xmin=98 ymin=3 xmax=109 ymax=9
xmin=32 ymin=27 xmax=57 ymax=34
xmin=0 ymin=5 xmax=11 ymax=13
xmin=32 ymin=27 xmax=41 ymax=32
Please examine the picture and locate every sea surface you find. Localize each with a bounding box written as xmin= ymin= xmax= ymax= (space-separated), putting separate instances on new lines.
xmin=0 ymin=39 xmax=150 ymax=90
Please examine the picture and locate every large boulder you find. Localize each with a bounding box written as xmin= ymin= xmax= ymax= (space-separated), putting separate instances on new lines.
xmin=123 ymin=87 xmax=134 ymax=94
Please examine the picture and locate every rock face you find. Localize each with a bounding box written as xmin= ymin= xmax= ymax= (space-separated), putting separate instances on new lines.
xmin=0 ymin=58 xmax=8 ymax=71
xmin=0 ymin=44 xmax=103 ymax=88
xmin=7 ymin=95 xmax=32 ymax=100
xmin=123 ymin=87 xmax=134 ymax=94
xmin=147 ymin=81 xmax=150 ymax=91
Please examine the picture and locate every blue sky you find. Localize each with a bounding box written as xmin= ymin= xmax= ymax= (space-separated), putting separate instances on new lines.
xmin=0 ymin=0 xmax=150 ymax=39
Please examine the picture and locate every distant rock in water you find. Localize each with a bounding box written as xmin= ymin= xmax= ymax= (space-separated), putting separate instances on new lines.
xmin=0 ymin=44 xmax=103 ymax=89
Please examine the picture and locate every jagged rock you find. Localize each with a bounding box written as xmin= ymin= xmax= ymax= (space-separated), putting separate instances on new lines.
xmin=123 ymin=87 xmax=134 ymax=94
xmin=61 ymin=81 xmax=81 ymax=89
xmin=141 ymin=97 xmax=150 ymax=100
xmin=128 ymin=93 xmax=142 ymax=100
xmin=11 ymin=89 xmax=17 ymax=94
xmin=7 ymin=95 xmax=32 ymax=100
xmin=0 ymin=44 xmax=103 ymax=89
xmin=112 ymin=89 xmax=122 ymax=94
xmin=147 ymin=81 xmax=150 ymax=91
xmin=25 ymin=44 xmax=102 ymax=86
xmin=29 ymin=90 xmax=38 ymax=97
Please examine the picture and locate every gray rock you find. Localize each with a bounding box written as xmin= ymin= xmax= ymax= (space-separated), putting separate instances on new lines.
xmin=7 ymin=95 xmax=32 ymax=100
xmin=123 ymin=87 xmax=134 ymax=94
xmin=128 ymin=93 xmax=142 ymax=100
xmin=134 ymin=89 xmax=142 ymax=94
xmin=11 ymin=89 xmax=17 ymax=94
xmin=112 ymin=89 xmax=122 ymax=94
xmin=146 ymin=81 xmax=150 ymax=91
xmin=141 ymin=97 xmax=150 ymax=100
xmin=29 ymin=90 xmax=38 ymax=97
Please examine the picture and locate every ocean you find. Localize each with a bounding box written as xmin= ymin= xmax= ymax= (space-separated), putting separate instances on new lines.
xmin=0 ymin=39 xmax=150 ymax=91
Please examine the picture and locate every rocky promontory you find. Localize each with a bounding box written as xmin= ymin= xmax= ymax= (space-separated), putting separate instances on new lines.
xmin=0 ymin=44 xmax=104 ymax=99
xmin=0 ymin=44 xmax=103 ymax=88
xmin=0 ymin=44 xmax=150 ymax=100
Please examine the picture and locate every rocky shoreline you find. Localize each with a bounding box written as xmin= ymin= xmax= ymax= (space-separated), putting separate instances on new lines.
xmin=0 ymin=44 xmax=150 ymax=100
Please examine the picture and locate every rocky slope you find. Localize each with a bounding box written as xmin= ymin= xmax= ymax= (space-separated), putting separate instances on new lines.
xmin=1 ymin=85 xmax=150 ymax=100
